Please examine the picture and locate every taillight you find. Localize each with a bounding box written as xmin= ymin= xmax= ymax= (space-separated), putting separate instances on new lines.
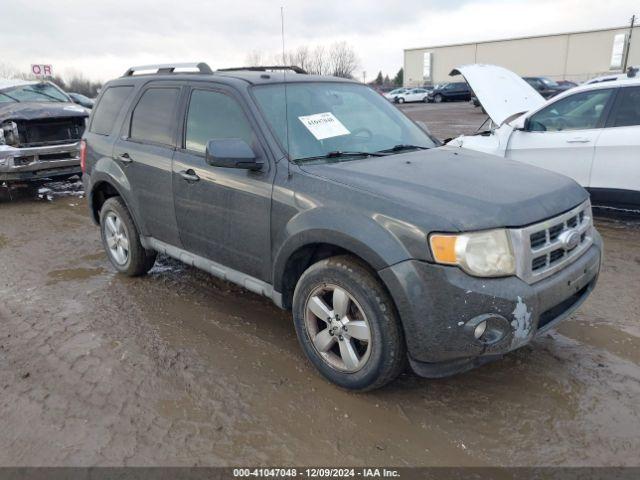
xmin=80 ymin=139 xmax=87 ymax=173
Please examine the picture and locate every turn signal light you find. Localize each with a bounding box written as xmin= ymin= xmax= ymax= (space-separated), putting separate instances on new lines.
xmin=80 ymin=139 xmax=87 ymax=173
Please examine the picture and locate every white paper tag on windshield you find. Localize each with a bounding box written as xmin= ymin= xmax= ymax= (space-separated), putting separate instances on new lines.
xmin=298 ymin=112 xmax=350 ymax=140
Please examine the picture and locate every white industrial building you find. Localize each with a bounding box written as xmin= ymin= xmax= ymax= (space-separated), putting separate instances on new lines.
xmin=404 ymin=25 xmax=639 ymax=86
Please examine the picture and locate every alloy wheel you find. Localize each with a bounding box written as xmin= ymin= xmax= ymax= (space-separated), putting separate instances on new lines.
xmin=304 ymin=284 xmax=372 ymax=372
xmin=104 ymin=211 xmax=130 ymax=265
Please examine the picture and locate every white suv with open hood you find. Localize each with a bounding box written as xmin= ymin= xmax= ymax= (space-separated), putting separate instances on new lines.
xmin=447 ymin=64 xmax=640 ymax=211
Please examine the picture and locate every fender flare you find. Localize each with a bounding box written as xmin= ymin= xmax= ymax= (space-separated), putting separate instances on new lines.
xmin=88 ymin=158 xmax=147 ymax=236
xmin=271 ymin=208 xmax=414 ymax=295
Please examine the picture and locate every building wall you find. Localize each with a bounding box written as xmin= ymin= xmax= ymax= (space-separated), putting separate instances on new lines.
xmin=404 ymin=26 xmax=640 ymax=87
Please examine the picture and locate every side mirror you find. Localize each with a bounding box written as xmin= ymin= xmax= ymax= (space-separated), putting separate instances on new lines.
xmin=205 ymin=138 xmax=262 ymax=171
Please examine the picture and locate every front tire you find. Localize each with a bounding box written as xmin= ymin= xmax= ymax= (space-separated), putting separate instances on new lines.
xmin=99 ymin=197 xmax=156 ymax=276
xmin=292 ymin=255 xmax=406 ymax=391
xmin=397 ymin=97 xmax=405 ymax=104
xmin=434 ymin=94 xmax=443 ymax=103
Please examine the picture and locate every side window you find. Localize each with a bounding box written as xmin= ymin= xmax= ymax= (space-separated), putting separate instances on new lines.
xmin=90 ymin=86 xmax=133 ymax=135
xmin=608 ymin=87 xmax=640 ymax=128
xmin=185 ymin=89 xmax=255 ymax=154
xmin=130 ymin=88 xmax=180 ymax=145
xmin=528 ymin=89 xmax=613 ymax=132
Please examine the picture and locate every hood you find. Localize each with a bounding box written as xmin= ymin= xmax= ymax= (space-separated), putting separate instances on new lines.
xmin=0 ymin=101 xmax=89 ymax=121
xmin=299 ymin=147 xmax=587 ymax=232
xmin=450 ymin=64 xmax=545 ymax=125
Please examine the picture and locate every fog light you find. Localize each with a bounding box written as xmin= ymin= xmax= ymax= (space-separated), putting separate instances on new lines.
xmin=465 ymin=313 xmax=511 ymax=345
xmin=474 ymin=321 xmax=487 ymax=339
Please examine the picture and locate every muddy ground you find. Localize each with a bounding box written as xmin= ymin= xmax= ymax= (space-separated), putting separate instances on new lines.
xmin=1 ymin=103 xmax=639 ymax=467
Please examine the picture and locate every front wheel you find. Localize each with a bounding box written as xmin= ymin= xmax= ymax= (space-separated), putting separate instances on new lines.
xmin=434 ymin=94 xmax=443 ymax=103
xmin=397 ymin=97 xmax=405 ymax=104
xmin=292 ymin=256 xmax=406 ymax=391
xmin=99 ymin=197 xmax=157 ymax=276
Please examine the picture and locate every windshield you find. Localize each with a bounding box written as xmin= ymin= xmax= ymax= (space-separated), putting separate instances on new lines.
xmin=540 ymin=77 xmax=559 ymax=88
xmin=0 ymin=82 xmax=70 ymax=103
xmin=253 ymin=82 xmax=436 ymax=162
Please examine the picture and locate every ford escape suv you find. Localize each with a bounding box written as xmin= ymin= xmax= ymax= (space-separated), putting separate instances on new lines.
xmin=82 ymin=63 xmax=602 ymax=391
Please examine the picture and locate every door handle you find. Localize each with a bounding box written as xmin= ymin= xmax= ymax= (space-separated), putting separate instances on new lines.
xmin=179 ymin=169 xmax=200 ymax=182
xmin=566 ymin=138 xmax=590 ymax=144
xmin=116 ymin=152 xmax=133 ymax=163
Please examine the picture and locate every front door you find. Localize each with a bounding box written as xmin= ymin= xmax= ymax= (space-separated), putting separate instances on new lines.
xmin=591 ymin=86 xmax=640 ymax=208
xmin=506 ymin=88 xmax=615 ymax=187
xmin=172 ymin=87 xmax=274 ymax=282
xmin=113 ymin=85 xmax=182 ymax=246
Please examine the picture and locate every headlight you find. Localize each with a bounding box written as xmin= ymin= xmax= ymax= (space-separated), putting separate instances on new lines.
xmin=429 ymin=229 xmax=516 ymax=277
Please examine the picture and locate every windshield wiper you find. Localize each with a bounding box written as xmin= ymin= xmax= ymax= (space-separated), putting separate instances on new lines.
xmin=0 ymin=92 xmax=20 ymax=102
xmin=21 ymin=88 xmax=65 ymax=102
xmin=296 ymin=150 xmax=388 ymax=163
xmin=377 ymin=144 xmax=429 ymax=154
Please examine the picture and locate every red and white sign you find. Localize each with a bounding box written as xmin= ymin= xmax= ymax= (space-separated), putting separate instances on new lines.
xmin=31 ymin=64 xmax=53 ymax=77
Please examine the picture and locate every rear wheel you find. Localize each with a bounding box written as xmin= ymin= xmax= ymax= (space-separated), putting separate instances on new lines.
xmin=292 ymin=255 xmax=406 ymax=391
xmin=99 ymin=197 xmax=156 ymax=276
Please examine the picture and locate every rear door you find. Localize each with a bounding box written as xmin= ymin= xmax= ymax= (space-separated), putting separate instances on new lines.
xmin=172 ymin=85 xmax=274 ymax=282
xmin=113 ymin=84 xmax=182 ymax=246
xmin=590 ymin=85 xmax=640 ymax=208
xmin=506 ymin=88 xmax=615 ymax=187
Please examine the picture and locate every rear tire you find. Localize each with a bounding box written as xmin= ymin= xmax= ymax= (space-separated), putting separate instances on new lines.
xmin=99 ymin=197 xmax=156 ymax=276
xmin=292 ymin=255 xmax=406 ymax=391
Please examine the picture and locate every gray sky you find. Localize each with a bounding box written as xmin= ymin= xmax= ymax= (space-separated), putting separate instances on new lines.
xmin=2 ymin=0 xmax=637 ymax=82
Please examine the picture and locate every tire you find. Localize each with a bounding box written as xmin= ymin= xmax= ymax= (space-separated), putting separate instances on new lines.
xmin=434 ymin=94 xmax=443 ymax=103
xmin=99 ymin=196 xmax=156 ymax=276
xmin=292 ymin=255 xmax=406 ymax=391
xmin=397 ymin=97 xmax=405 ymax=104
xmin=423 ymin=96 xmax=429 ymax=103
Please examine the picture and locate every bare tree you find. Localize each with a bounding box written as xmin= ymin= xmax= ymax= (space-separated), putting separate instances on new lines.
xmin=243 ymin=41 xmax=358 ymax=77
xmin=327 ymin=42 xmax=359 ymax=78
xmin=245 ymin=50 xmax=266 ymax=66
xmin=307 ymin=45 xmax=327 ymax=75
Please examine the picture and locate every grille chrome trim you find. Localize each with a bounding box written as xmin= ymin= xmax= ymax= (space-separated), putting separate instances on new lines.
xmin=510 ymin=200 xmax=593 ymax=284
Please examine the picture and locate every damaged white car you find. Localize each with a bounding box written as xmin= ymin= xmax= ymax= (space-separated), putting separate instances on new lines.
xmin=447 ymin=64 xmax=640 ymax=211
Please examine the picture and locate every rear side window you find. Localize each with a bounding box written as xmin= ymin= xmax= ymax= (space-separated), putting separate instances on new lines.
xmin=130 ymin=88 xmax=180 ymax=145
xmin=185 ymin=89 xmax=255 ymax=153
xmin=90 ymin=86 xmax=133 ymax=135
xmin=608 ymin=86 xmax=640 ymax=127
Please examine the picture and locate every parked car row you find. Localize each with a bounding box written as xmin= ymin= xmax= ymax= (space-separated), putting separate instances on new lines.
xmin=385 ymin=83 xmax=473 ymax=104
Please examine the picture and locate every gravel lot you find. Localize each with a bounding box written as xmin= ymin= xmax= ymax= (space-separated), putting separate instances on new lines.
xmin=1 ymin=102 xmax=639 ymax=467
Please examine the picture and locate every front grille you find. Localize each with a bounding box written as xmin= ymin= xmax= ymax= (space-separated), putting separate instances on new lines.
xmin=17 ymin=117 xmax=85 ymax=147
xmin=538 ymin=283 xmax=591 ymax=330
xmin=511 ymin=200 xmax=594 ymax=284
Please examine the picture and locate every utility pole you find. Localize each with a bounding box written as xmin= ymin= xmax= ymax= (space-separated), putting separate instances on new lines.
xmin=622 ymin=14 xmax=636 ymax=71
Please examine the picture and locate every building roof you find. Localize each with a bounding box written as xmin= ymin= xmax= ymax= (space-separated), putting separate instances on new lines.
xmin=404 ymin=24 xmax=638 ymax=52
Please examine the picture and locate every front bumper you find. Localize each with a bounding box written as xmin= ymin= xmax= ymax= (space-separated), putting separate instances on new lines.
xmin=379 ymin=230 xmax=602 ymax=378
xmin=0 ymin=142 xmax=81 ymax=182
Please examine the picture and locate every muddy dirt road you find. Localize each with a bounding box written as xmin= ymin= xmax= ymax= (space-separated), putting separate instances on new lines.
xmin=1 ymin=103 xmax=639 ymax=467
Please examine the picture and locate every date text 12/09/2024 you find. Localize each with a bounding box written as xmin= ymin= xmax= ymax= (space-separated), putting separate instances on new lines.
xmin=232 ymin=468 xmax=401 ymax=478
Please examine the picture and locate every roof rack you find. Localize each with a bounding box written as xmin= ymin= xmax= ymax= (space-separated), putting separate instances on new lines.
xmin=217 ymin=65 xmax=308 ymax=75
xmin=122 ymin=62 xmax=213 ymax=77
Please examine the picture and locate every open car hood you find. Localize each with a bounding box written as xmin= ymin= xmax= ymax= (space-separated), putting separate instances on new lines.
xmin=450 ymin=64 xmax=545 ymax=125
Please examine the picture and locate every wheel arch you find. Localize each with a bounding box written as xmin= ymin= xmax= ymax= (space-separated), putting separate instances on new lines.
xmin=273 ymin=228 xmax=407 ymax=311
xmin=88 ymin=172 xmax=145 ymax=236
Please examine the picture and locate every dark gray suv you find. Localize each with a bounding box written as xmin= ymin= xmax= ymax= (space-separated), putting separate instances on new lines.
xmin=82 ymin=62 xmax=602 ymax=390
